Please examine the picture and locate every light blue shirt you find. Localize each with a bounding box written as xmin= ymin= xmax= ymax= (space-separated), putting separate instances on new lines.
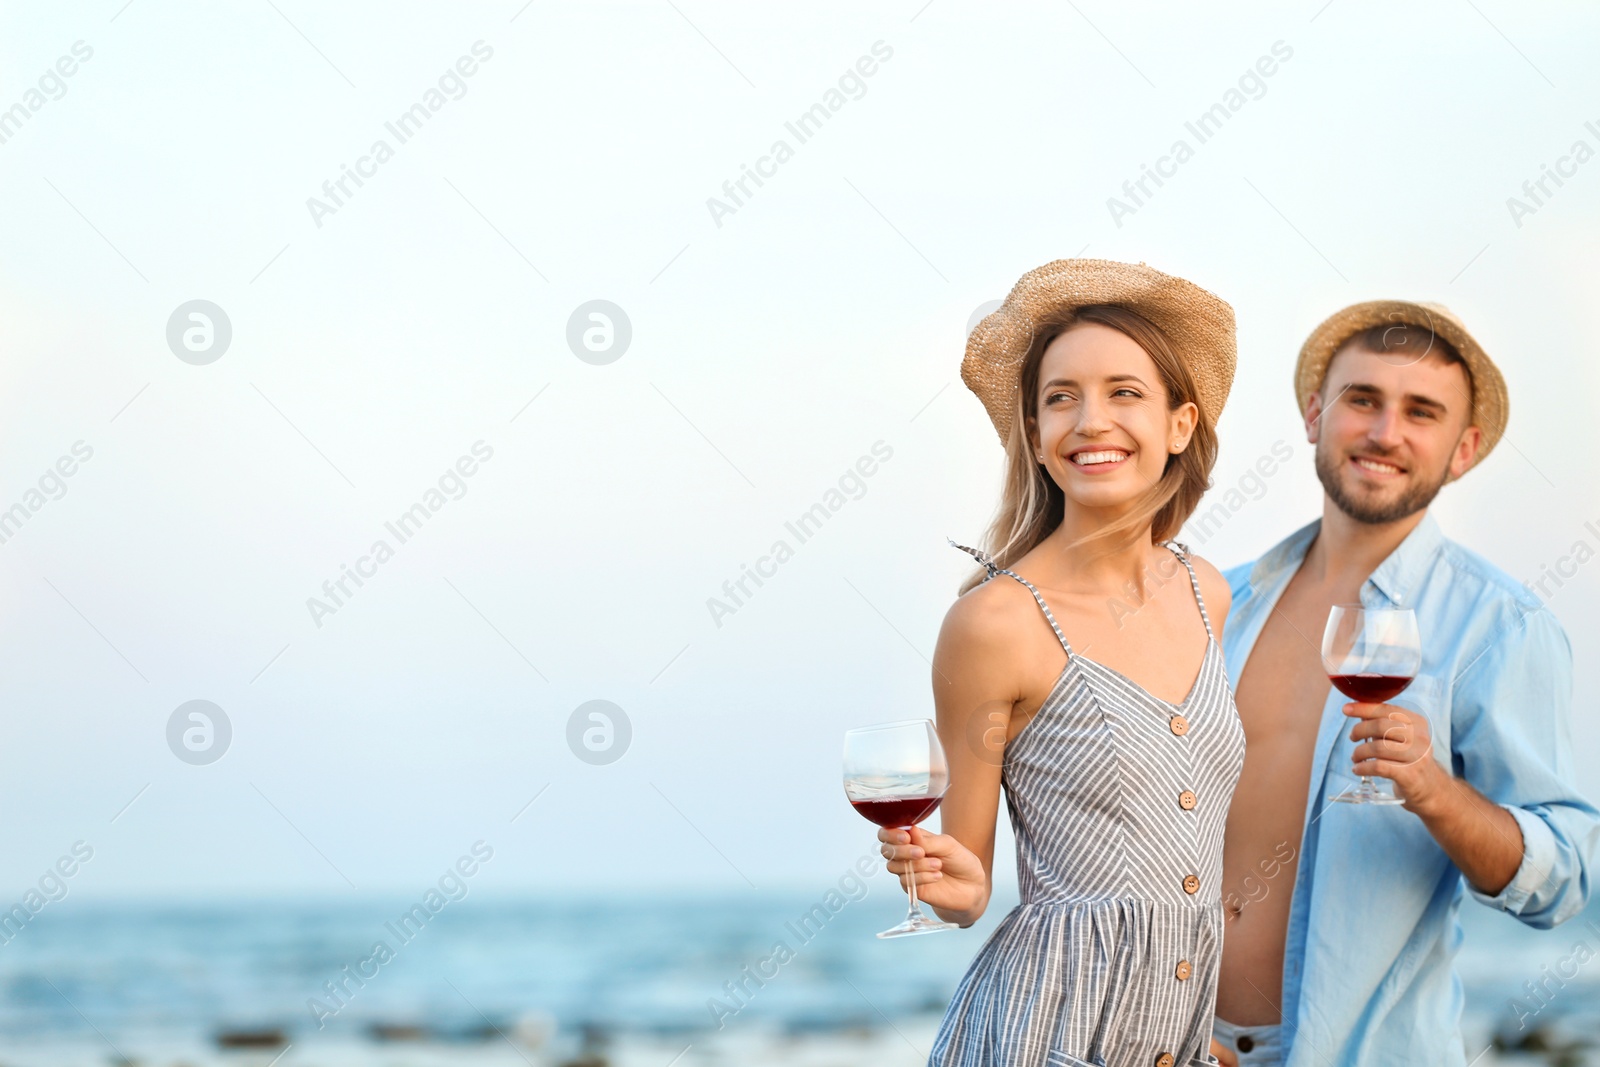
xmin=1221 ymin=511 xmax=1599 ymax=1066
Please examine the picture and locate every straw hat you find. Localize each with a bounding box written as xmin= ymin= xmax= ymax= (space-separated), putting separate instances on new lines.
xmin=1295 ymin=300 xmax=1508 ymax=467
xmin=962 ymin=259 xmax=1236 ymax=446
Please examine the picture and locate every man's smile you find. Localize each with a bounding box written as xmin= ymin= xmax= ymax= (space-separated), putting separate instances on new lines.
xmin=1349 ymin=454 xmax=1406 ymax=478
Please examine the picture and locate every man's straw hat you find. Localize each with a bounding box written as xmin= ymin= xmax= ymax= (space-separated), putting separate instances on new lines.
xmin=962 ymin=259 xmax=1236 ymax=446
xmin=1295 ymin=300 xmax=1508 ymax=468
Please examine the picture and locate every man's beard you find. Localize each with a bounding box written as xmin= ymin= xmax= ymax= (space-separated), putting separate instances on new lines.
xmin=1314 ymin=440 xmax=1450 ymax=525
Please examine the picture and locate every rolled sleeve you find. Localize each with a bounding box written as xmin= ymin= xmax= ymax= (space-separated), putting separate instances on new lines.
xmin=1452 ymin=605 xmax=1599 ymax=928
xmin=1465 ymin=804 xmax=1555 ymax=914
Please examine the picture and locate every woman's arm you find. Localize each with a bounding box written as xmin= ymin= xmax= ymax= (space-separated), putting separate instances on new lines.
xmin=878 ymin=584 xmax=1024 ymax=927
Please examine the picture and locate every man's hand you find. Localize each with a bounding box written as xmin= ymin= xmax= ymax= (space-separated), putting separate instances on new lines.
xmin=1344 ymin=701 xmax=1447 ymax=814
xmin=1345 ymin=700 xmax=1527 ymax=896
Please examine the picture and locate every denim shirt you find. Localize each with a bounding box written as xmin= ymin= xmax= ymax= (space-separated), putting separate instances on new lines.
xmin=1221 ymin=511 xmax=1599 ymax=1066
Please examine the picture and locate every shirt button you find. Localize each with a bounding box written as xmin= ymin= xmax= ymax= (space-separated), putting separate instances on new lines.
xmin=1178 ymin=789 xmax=1197 ymax=810
xmin=1169 ymin=714 xmax=1190 ymax=736
xmin=1155 ymin=1055 xmax=1175 ymax=1067
xmin=1182 ymin=874 xmax=1200 ymax=895
xmin=1175 ymin=959 xmax=1192 ymax=980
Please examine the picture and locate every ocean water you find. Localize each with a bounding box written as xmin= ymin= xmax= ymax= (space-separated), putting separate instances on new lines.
xmin=0 ymin=886 xmax=1596 ymax=1064
xmin=0 ymin=885 xmax=992 ymax=1060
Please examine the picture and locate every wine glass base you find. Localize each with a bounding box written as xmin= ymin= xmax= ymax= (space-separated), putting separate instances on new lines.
xmin=876 ymin=915 xmax=960 ymax=938
xmin=1328 ymin=790 xmax=1407 ymax=806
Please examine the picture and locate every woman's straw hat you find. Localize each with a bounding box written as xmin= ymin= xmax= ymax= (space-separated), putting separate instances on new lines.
xmin=962 ymin=259 xmax=1236 ymax=446
xmin=1295 ymin=300 xmax=1508 ymax=468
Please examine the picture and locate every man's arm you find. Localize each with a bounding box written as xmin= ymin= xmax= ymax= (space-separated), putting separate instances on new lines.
xmin=1350 ymin=605 xmax=1599 ymax=926
xmin=1347 ymin=705 xmax=1524 ymax=893
xmin=1410 ymin=774 xmax=1523 ymax=895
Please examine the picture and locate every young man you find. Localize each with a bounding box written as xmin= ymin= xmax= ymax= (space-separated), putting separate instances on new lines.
xmin=1208 ymin=301 xmax=1599 ymax=1066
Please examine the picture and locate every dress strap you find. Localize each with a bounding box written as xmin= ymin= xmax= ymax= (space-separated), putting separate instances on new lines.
xmin=1161 ymin=540 xmax=1214 ymax=641
xmin=948 ymin=538 xmax=1073 ymax=658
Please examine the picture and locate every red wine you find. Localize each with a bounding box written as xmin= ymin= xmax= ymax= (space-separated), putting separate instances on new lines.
xmin=1329 ymin=673 xmax=1413 ymax=703
xmin=851 ymin=795 xmax=942 ymax=828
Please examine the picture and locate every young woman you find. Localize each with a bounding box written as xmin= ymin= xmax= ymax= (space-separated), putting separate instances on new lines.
xmin=880 ymin=260 xmax=1245 ymax=1067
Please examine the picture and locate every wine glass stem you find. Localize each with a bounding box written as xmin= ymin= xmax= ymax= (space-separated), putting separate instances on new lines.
xmin=902 ymin=824 xmax=921 ymax=917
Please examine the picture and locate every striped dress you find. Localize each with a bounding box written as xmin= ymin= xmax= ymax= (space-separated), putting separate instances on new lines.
xmin=931 ymin=541 xmax=1245 ymax=1067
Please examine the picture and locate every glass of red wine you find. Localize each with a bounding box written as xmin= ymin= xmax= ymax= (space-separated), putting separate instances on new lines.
xmin=1323 ymin=604 xmax=1421 ymax=806
xmin=843 ymin=719 xmax=959 ymax=938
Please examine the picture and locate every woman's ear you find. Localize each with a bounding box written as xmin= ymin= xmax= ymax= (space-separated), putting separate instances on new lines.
xmin=1169 ymin=400 xmax=1199 ymax=453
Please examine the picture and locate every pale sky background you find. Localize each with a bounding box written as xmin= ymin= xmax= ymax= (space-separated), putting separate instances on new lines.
xmin=0 ymin=0 xmax=1596 ymax=901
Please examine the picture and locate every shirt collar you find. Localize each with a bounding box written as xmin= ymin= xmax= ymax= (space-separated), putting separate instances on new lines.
xmin=1248 ymin=516 xmax=1322 ymax=593
xmin=1247 ymin=510 xmax=1444 ymax=608
xmin=1366 ymin=509 xmax=1443 ymax=607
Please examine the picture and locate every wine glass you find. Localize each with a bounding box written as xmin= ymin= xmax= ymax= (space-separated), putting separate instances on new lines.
xmin=1323 ymin=605 xmax=1421 ymax=806
xmin=843 ymin=719 xmax=959 ymax=938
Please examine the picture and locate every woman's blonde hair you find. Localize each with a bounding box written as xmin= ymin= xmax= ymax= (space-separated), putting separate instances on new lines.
xmin=957 ymin=304 xmax=1218 ymax=595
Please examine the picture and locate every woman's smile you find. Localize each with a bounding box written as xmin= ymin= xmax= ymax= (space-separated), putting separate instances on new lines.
xmin=1066 ymin=446 xmax=1132 ymax=472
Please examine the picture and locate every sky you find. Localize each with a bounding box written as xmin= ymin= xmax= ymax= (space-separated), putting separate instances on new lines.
xmin=0 ymin=0 xmax=1597 ymax=900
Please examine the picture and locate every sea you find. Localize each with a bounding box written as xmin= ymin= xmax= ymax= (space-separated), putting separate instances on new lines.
xmin=1 ymin=886 xmax=1597 ymax=1067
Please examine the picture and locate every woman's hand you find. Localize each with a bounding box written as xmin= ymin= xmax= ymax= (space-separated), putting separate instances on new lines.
xmin=878 ymin=823 xmax=988 ymax=922
xmin=1208 ymin=1037 xmax=1237 ymax=1066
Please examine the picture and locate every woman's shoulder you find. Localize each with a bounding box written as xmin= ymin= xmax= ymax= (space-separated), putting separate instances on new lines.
xmin=941 ymin=568 xmax=1040 ymax=653
xmin=934 ymin=572 xmax=1041 ymax=706
xmin=1175 ymin=548 xmax=1232 ymax=628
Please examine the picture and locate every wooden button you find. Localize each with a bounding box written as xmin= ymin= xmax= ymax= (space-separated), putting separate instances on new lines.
xmin=1155 ymin=1054 xmax=1175 ymax=1067
xmin=1169 ymin=714 xmax=1190 ymax=736
xmin=1182 ymin=874 xmax=1200 ymax=895
xmin=1175 ymin=959 xmax=1192 ymax=980
xmin=1178 ymin=789 xmax=1197 ymax=811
